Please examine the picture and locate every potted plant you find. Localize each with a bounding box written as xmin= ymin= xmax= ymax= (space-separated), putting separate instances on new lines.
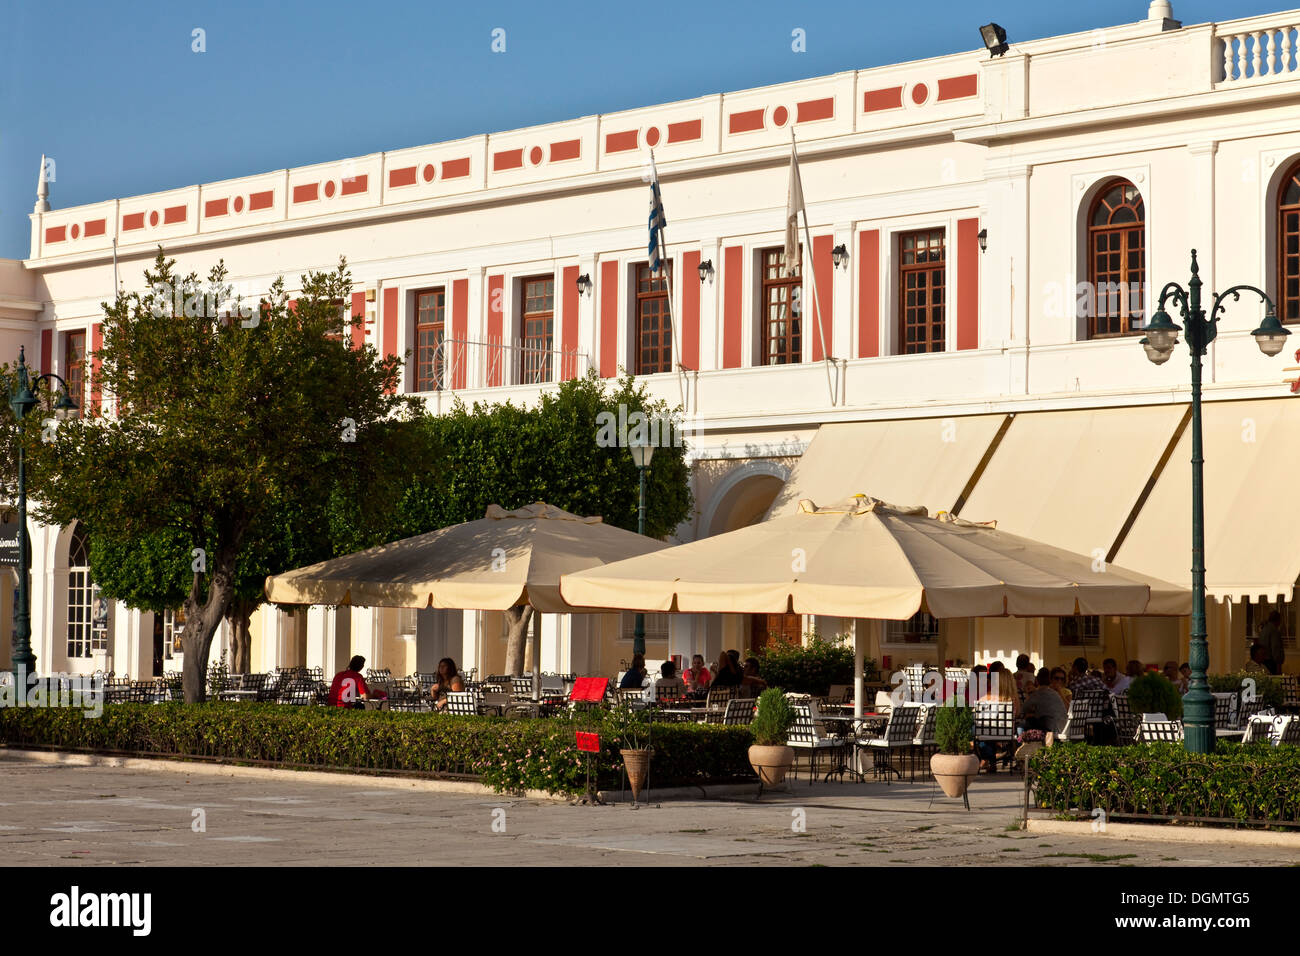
xmin=605 ymin=706 xmax=652 ymax=803
xmin=747 ymin=688 xmax=797 ymax=789
xmin=930 ymin=705 xmax=978 ymax=798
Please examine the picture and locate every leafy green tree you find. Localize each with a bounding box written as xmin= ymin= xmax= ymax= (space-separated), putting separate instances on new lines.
xmin=26 ymin=250 xmax=411 ymax=700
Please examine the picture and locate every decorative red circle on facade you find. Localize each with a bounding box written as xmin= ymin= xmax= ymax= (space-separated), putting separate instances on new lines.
xmin=70 ymin=224 xmax=80 ymax=239
xmin=646 ymin=126 xmax=661 ymax=147
xmin=773 ymin=106 xmax=789 ymax=127
xmin=911 ymin=83 xmax=929 ymax=105
xmin=529 ymin=146 xmax=543 ymax=165
xmin=324 ymin=180 xmax=336 ymax=198
xmin=423 ymin=164 xmax=436 ymax=182
xmin=149 ymin=211 xmax=159 ymax=227
xmin=234 ymin=196 xmax=244 ymax=213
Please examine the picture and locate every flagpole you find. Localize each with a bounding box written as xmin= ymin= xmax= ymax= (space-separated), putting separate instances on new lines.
xmin=649 ymin=149 xmax=687 ymax=411
xmin=791 ymin=131 xmax=835 ymax=406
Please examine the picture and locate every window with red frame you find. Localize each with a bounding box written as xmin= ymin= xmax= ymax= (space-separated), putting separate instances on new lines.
xmin=899 ymin=229 xmax=946 ymax=353
xmin=521 ymin=276 xmax=554 ymax=384
xmin=414 ymin=288 xmax=446 ymax=391
xmin=1087 ymin=180 xmax=1146 ymax=338
xmin=635 ymin=262 xmax=672 ymax=374
xmin=1279 ymin=159 xmax=1300 ymax=324
xmin=64 ymin=331 xmax=86 ymax=418
xmin=760 ymin=247 xmax=801 ymax=365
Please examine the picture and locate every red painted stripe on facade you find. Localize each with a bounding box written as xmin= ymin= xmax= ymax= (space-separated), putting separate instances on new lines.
xmin=561 ymin=266 xmax=579 ymax=381
xmin=382 ymin=287 xmax=399 ymax=393
xmin=550 ymin=139 xmax=581 ymax=162
xmin=84 ymin=219 xmax=106 ymax=238
xmin=45 ymin=225 xmax=66 ymax=243
xmin=351 ymin=292 xmax=366 ymax=351
xmin=797 ymin=97 xmax=835 ymax=123
xmin=957 ymin=218 xmax=980 ymax=351
xmin=293 ymin=183 xmax=319 ymax=203
xmin=681 ymin=250 xmax=700 ymax=371
xmin=205 ymin=198 xmax=229 ymax=218
xmin=40 ymin=329 xmax=52 ymax=374
xmin=442 ymin=157 xmax=471 ymax=179
xmin=599 ymin=260 xmax=619 ymax=377
xmin=90 ymin=323 xmax=103 ymax=412
xmin=858 ymin=229 xmax=880 ymax=358
xmin=487 ymin=274 xmax=505 ymax=387
xmin=389 ymin=166 xmax=417 ymax=188
xmin=722 ymin=245 xmax=743 ymax=368
xmin=863 ymin=87 xmax=903 ymax=112
xmin=493 ymin=149 xmax=523 ymax=171
xmin=667 ymin=120 xmax=702 ymax=144
xmin=248 ymin=190 xmax=274 ymax=211
xmin=122 ymin=212 xmax=145 ymax=231
xmin=163 ymin=205 xmax=187 ymax=224
xmin=451 ymin=278 xmax=468 ymax=389
xmin=728 ymin=109 xmax=765 ymax=134
xmin=605 ymin=129 xmax=639 ymax=153
xmin=341 ymin=174 xmax=368 ymax=196
xmin=937 ymin=74 xmax=979 ymax=101
xmin=812 ymin=235 xmax=834 ymax=362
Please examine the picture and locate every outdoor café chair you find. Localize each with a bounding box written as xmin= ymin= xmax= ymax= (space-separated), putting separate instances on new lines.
xmin=1110 ymin=695 xmax=1139 ymax=744
xmin=722 ymin=698 xmax=755 ymax=726
xmin=787 ymin=703 xmax=844 ymax=785
xmin=1212 ymin=693 xmax=1236 ymax=731
xmin=1060 ymin=689 xmax=1109 ymax=742
xmin=910 ymin=703 xmax=939 ymax=779
xmin=1278 ymin=715 xmax=1300 ymax=746
xmin=1135 ymin=719 xmax=1184 ymax=743
xmin=445 ymin=691 xmax=480 ymax=716
xmin=859 ymin=703 xmax=922 ymax=783
xmin=1239 ymin=699 xmax=1274 ymax=726
xmin=703 ymin=685 xmax=739 ymax=724
xmin=1241 ymin=715 xmax=1278 ymax=744
xmin=973 ymin=699 xmax=1016 ymax=771
xmin=1282 ymin=675 xmax=1300 ymax=712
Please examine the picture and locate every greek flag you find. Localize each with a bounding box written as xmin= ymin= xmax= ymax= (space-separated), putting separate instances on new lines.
xmin=647 ymin=152 xmax=667 ymax=274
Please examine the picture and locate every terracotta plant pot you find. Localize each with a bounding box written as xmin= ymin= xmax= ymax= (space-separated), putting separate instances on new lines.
xmin=620 ymin=748 xmax=650 ymax=802
xmin=930 ymin=752 xmax=980 ymax=798
xmin=748 ymin=744 xmax=795 ymax=788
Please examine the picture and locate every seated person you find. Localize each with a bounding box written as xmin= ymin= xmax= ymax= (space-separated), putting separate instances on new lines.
xmin=1023 ymin=668 xmax=1067 ymax=735
xmin=1102 ymin=657 xmax=1130 ymax=695
xmin=739 ymin=657 xmax=768 ymax=697
xmin=620 ymin=653 xmax=648 ymax=689
xmin=683 ymin=654 xmax=712 ymax=695
xmin=711 ymin=651 xmax=742 ymax=687
xmin=1244 ymin=642 xmax=1271 ymax=675
xmin=648 ymin=660 xmax=687 ymax=702
xmin=328 ymin=655 xmax=370 ymax=708
xmin=428 ymin=657 xmax=466 ymax=711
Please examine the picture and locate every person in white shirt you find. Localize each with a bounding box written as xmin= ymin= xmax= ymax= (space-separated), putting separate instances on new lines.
xmin=1102 ymin=658 xmax=1130 ymax=694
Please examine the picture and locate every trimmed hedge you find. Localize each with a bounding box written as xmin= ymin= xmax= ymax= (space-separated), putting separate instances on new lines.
xmin=0 ymin=703 xmax=755 ymax=797
xmin=1029 ymin=741 xmax=1300 ymax=825
xmin=756 ymin=637 xmax=863 ymax=696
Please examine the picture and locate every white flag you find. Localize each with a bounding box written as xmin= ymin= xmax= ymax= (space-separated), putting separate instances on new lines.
xmin=784 ymin=138 xmax=805 ymax=275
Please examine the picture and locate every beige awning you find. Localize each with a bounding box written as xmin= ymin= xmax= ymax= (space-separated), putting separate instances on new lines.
xmin=264 ymin=502 xmax=668 ymax=612
xmin=764 ymin=415 xmax=1008 ymax=519
xmin=958 ymin=404 xmax=1186 ymax=558
xmin=561 ymin=495 xmax=1190 ymax=619
xmin=1113 ymin=397 xmax=1300 ymax=602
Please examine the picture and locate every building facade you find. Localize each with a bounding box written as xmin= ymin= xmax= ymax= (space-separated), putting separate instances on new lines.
xmin=4 ymin=2 xmax=1300 ymax=681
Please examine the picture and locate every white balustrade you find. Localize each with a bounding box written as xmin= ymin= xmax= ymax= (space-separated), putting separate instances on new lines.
xmin=1216 ymin=22 xmax=1300 ymax=83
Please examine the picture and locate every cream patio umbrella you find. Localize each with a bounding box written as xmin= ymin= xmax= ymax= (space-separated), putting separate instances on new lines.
xmin=559 ymin=495 xmax=1191 ymax=714
xmin=265 ymin=502 xmax=669 ymax=698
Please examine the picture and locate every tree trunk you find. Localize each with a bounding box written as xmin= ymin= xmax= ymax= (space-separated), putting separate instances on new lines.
xmin=503 ymin=605 xmax=533 ymax=677
xmin=225 ymin=599 xmax=254 ymax=674
xmin=181 ymin=568 xmax=235 ymax=703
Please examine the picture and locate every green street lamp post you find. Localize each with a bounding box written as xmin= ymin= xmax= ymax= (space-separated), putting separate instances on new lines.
xmin=1140 ymin=250 xmax=1289 ymax=754
xmin=629 ymin=438 xmax=655 ymax=657
xmin=3 ymin=346 xmax=78 ymax=686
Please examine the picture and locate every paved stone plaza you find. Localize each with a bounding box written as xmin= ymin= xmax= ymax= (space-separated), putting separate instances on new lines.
xmin=1 ymin=755 xmax=1295 ymax=866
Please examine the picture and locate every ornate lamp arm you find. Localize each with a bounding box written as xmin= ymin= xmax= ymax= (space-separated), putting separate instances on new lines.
xmin=1155 ymin=283 xmax=1190 ymax=318
xmin=1210 ymin=284 xmax=1273 ymax=325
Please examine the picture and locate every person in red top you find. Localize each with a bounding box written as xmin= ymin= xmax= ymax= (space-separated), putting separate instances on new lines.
xmin=683 ymin=654 xmax=712 ymax=698
xmin=328 ymin=656 xmax=370 ymax=708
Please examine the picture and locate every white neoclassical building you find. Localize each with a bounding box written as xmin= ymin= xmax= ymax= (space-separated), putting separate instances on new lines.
xmin=4 ymin=1 xmax=1300 ymax=681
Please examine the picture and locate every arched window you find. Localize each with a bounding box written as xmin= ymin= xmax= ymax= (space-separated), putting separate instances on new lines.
xmin=1087 ymin=180 xmax=1146 ymax=338
xmin=1279 ymin=159 xmax=1300 ymax=324
xmin=66 ymin=527 xmax=92 ymax=658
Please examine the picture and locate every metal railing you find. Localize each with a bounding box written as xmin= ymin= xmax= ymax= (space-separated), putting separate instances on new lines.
xmin=420 ymin=337 xmax=591 ymax=391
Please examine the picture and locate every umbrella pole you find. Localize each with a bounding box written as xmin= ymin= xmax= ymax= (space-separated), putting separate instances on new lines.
xmin=532 ymin=610 xmax=541 ymax=702
xmin=853 ymin=623 xmax=864 ymax=719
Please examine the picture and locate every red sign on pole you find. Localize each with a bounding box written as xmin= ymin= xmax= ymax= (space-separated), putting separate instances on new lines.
xmin=575 ymin=731 xmax=601 ymax=753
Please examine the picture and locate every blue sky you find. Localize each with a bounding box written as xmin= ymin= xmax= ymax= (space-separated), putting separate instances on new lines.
xmin=0 ymin=0 xmax=1283 ymax=259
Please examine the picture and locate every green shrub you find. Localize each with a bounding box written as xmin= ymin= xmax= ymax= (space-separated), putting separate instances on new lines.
xmin=1207 ymin=671 xmax=1283 ymax=709
xmin=935 ymin=705 xmax=973 ymax=754
xmin=1029 ymin=741 xmax=1300 ymax=824
xmin=0 ymin=703 xmax=754 ymax=797
xmin=756 ymin=634 xmax=866 ymax=695
xmin=749 ymin=688 xmax=796 ymax=745
xmin=1127 ymin=672 xmax=1183 ymax=720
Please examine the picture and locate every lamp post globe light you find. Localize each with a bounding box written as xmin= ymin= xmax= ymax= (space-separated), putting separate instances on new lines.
xmin=629 ymin=437 xmax=655 ymax=657
xmin=1140 ymin=250 xmax=1288 ymax=754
